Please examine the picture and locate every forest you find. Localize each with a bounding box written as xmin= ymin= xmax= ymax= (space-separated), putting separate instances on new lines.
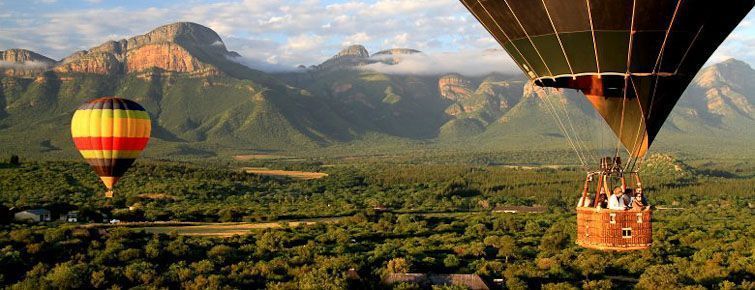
xmin=0 ymin=154 xmax=753 ymax=289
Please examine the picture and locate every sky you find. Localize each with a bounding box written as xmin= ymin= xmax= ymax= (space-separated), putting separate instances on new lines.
xmin=1 ymin=0 xmax=754 ymax=74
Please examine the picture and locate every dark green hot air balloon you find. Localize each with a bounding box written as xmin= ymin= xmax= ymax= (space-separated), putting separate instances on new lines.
xmin=460 ymin=0 xmax=754 ymax=157
xmin=460 ymin=0 xmax=754 ymax=251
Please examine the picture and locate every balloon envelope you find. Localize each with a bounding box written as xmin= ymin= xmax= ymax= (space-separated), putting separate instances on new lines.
xmin=460 ymin=0 xmax=754 ymax=157
xmin=71 ymin=97 xmax=151 ymax=192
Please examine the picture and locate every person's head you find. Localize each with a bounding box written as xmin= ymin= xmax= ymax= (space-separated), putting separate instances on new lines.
xmin=624 ymin=188 xmax=633 ymax=195
xmin=613 ymin=187 xmax=623 ymax=196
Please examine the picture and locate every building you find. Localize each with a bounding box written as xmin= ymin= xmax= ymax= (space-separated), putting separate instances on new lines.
xmin=492 ymin=205 xmax=547 ymax=214
xmin=60 ymin=211 xmax=79 ymax=222
xmin=383 ymin=273 xmax=489 ymax=290
xmin=14 ymin=209 xmax=51 ymax=222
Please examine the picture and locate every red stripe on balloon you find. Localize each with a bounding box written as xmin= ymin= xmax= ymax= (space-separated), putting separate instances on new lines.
xmin=73 ymin=137 xmax=149 ymax=150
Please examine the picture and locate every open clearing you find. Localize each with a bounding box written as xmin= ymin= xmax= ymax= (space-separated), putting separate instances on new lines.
xmin=140 ymin=218 xmax=340 ymax=237
xmin=243 ymin=167 xmax=328 ymax=180
xmin=233 ymin=154 xmax=298 ymax=161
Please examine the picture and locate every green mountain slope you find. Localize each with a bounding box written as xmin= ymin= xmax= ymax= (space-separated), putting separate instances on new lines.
xmin=1 ymin=22 xmax=753 ymax=161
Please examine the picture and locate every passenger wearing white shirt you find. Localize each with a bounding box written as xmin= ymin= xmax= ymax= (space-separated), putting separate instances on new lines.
xmin=608 ymin=187 xmax=629 ymax=210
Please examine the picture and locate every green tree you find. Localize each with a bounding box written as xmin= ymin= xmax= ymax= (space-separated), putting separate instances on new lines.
xmin=443 ymin=254 xmax=460 ymax=268
xmin=574 ymin=251 xmax=607 ymax=281
xmin=637 ymin=265 xmax=683 ymax=290
xmin=45 ymin=262 xmax=87 ymax=289
xmin=387 ymin=258 xmax=411 ymax=274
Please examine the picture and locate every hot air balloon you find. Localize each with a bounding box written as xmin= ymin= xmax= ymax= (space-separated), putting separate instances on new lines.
xmin=71 ymin=97 xmax=151 ymax=198
xmin=459 ymin=0 xmax=754 ymax=250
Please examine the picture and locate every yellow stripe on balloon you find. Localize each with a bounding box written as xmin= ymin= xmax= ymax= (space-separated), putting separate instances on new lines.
xmin=76 ymin=109 xmax=149 ymax=119
xmin=99 ymin=176 xmax=118 ymax=190
xmin=79 ymin=150 xmax=143 ymax=159
xmin=71 ymin=115 xmax=151 ymax=137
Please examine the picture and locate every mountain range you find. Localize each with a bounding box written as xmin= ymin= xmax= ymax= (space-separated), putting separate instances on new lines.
xmin=1 ymin=22 xmax=753 ymax=160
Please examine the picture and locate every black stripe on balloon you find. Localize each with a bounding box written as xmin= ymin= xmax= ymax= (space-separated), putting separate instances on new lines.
xmin=80 ymin=98 xmax=146 ymax=111
xmin=85 ymin=158 xmax=137 ymax=177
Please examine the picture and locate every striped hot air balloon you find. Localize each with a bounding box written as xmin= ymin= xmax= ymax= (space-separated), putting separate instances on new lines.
xmin=71 ymin=97 xmax=151 ymax=198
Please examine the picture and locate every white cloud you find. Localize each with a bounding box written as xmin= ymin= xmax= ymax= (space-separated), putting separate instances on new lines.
xmin=342 ymin=32 xmax=371 ymax=46
xmin=0 ymin=0 xmax=493 ymax=70
xmin=285 ymin=34 xmax=324 ymax=51
xmin=0 ymin=60 xmax=52 ymax=69
xmin=361 ymin=49 xmax=519 ymax=76
xmin=9 ymin=0 xmax=752 ymax=75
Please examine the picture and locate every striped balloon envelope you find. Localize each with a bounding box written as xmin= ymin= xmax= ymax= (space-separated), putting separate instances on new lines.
xmin=71 ymin=97 xmax=151 ymax=198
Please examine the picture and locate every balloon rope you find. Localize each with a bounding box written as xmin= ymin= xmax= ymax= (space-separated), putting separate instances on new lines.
xmin=616 ymin=0 xmax=637 ymax=158
xmin=674 ymin=25 xmax=704 ymax=75
xmin=461 ymin=0 xmax=534 ymax=78
xmin=585 ymin=0 xmax=601 ymax=74
xmin=627 ymin=77 xmax=648 ymax=172
xmin=466 ymin=0 xmax=587 ymax=168
xmin=468 ymin=0 xmax=542 ymax=80
xmin=556 ymin=91 xmax=597 ymax=163
xmin=502 ymin=0 xmax=554 ymax=77
xmin=539 ymin=89 xmax=588 ymax=168
xmin=640 ymin=0 xmax=683 ymax=171
xmin=653 ymin=0 xmax=683 ymax=76
xmin=541 ymin=0 xmax=575 ymax=76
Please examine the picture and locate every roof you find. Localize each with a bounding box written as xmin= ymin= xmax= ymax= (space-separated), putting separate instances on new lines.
xmin=383 ymin=273 xmax=426 ymax=284
xmin=492 ymin=205 xmax=546 ymax=213
xmin=21 ymin=209 xmax=50 ymax=215
xmin=383 ymin=273 xmax=489 ymax=290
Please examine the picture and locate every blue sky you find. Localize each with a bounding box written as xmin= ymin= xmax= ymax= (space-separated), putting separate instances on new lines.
xmin=1 ymin=0 xmax=754 ymax=73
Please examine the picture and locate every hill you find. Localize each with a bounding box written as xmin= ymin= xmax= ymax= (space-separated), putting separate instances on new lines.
xmin=0 ymin=22 xmax=753 ymax=162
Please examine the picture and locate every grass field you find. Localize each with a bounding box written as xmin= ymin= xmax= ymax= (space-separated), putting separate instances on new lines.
xmin=243 ymin=167 xmax=328 ymax=180
xmin=140 ymin=218 xmax=340 ymax=237
xmin=233 ymin=154 xmax=295 ymax=161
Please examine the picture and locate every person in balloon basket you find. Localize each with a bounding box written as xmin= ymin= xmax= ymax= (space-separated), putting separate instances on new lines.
xmin=595 ymin=188 xmax=608 ymax=209
xmin=631 ymin=188 xmax=649 ymax=210
xmin=608 ymin=187 xmax=630 ymax=210
xmin=578 ymin=194 xmax=592 ymax=208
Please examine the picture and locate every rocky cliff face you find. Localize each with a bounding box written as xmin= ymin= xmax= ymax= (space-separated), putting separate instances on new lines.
xmin=438 ymin=74 xmax=473 ymax=101
xmin=0 ymin=49 xmax=56 ymax=77
xmin=54 ymin=22 xmax=236 ymax=76
xmin=686 ymin=59 xmax=754 ymax=118
xmin=440 ymin=74 xmax=526 ymax=128
xmin=316 ymin=45 xmax=372 ymax=70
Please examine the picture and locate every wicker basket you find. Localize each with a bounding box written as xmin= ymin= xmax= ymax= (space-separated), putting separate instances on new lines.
xmin=576 ymin=207 xmax=652 ymax=251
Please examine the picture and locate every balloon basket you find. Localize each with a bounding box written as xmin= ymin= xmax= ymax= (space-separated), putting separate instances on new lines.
xmin=576 ymin=207 xmax=652 ymax=251
xmin=105 ymin=190 xmax=114 ymax=198
xmin=575 ymin=157 xmax=652 ymax=251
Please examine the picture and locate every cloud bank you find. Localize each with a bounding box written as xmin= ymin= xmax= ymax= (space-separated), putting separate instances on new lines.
xmin=0 ymin=0 xmax=753 ymax=74
xmin=0 ymin=60 xmax=52 ymax=69
xmin=362 ymin=49 xmax=519 ymax=76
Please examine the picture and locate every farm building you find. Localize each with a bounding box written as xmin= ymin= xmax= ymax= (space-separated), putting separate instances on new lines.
xmin=14 ymin=209 xmax=51 ymax=222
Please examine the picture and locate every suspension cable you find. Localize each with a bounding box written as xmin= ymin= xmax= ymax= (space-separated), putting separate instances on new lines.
xmin=555 ymin=91 xmax=598 ymax=163
xmin=627 ymin=77 xmax=648 ymax=172
xmin=539 ymin=88 xmax=589 ymax=168
xmin=616 ymin=0 xmax=637 ymax=159
xmin=639 ymin=0 xmax=683 ymax=170
xmin=503 ymin=0 xmax=554 ymax=77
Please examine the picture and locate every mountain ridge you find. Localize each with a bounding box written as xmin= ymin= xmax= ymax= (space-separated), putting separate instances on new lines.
xmin=0 ymin=22 xmax=753 ymax=160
